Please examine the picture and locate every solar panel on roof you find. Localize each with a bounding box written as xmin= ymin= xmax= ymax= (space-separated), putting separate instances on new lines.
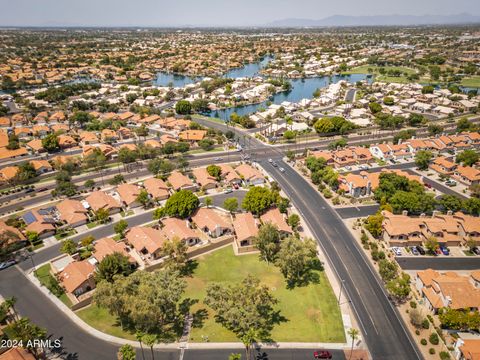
xmin=22 ymin=212 xmax=37 ymax=225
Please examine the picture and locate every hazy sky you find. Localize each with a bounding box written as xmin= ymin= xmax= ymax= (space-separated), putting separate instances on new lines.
xmin=0 ymin=0 xmax=479 ymax=27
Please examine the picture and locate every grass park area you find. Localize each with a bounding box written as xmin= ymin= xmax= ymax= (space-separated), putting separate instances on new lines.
xmin=34 ymin=264 xmax=72 ymax=307
xmin=342 ymin=65 xmax=419 ymax=84
xmin=461 ymin=76 xmax=480 ymax=88
xmin=78 ymin=245 xmax=345 ymax=343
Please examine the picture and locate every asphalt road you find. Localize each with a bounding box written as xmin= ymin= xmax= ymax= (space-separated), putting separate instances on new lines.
xmin=396 ymin=257 xmax=480 ymax=270
xmin=336 ymin=205 xmax=380 ymax=219
xmin=262 ymin=158 xmax=421 ymax=360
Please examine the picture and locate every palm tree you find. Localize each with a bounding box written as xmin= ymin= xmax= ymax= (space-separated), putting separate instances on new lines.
xmin=348 ymin=328 xmax=359 ymax=360
xmin=4 ymin=296 xmax=18 ymax=321
xmin=142 ymin=334 xmax=157 ymax=360
xmin=135 ymin=331 xmax=146 ymax=360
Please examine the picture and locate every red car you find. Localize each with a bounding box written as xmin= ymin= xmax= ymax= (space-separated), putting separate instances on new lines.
xmin=314 ymin=350 xmax=332 ymax=359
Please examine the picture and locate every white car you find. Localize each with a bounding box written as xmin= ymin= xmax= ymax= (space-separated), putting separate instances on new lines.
xmin=214 ymin=157 xmax=223 ymax=161
xmin=391 ymin=247 xmax=402 ymax=256
xmin=0 ymin=260 xmax=16 ymax=270
xmin=268 ymin=158 xmax=273 ymax=163
xmin=279 ymin=167 xmax=285 ymax=173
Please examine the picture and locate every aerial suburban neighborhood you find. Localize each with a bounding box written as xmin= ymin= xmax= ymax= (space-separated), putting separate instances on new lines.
xmin=0 ymin=2 xmax=480 ymax=360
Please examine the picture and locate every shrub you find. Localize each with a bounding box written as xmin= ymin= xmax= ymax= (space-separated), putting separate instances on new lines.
xmin=415 ymin=329 xmax=420 ymax=335
xmin=410 ymin=301 xmax=417 ymax=309
xmin=361 ymin=232 xmax=369 ymax=244
xmin=429 ymin=332 xmax=439 ymax=345
xmin=427 ymin=315 xmax=434 ymax=323
xmin=439 ymin=351 xmax=450 ymax=360
xmin=421 ymin=339 xmax=427 ymax=346
xmin=322 ymin=188 xmax=333 ymax=199
xmin=429 ymin=348 xmax=435 ymax=355
xmin=422 ymin=319 xmax=430 ymax=329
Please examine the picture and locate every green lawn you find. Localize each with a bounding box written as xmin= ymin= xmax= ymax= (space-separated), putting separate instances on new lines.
xmin=461 ymin=76 xmax=480 ymax=88
xmin=77 ymin=305 xmax=136 ymax=340
xmin=186 ymin=246 xmax=345 ymax=343
xmin=342 ymin=65 xmax=418 ymax=84
xmin=77 ymin=246 xmax=345 ymax=343
xmin=34 ymin=264 xmax=72 ymax=307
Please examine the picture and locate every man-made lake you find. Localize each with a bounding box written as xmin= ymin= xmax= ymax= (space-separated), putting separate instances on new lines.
xmin=208 ymin=74 xmax=370 ymax=120
xmin=153 ymin=56 xmax=273 ymax=88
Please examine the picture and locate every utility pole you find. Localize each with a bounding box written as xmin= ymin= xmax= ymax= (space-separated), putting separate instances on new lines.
xmin=338 ymin=279 xmax=346 ymax=305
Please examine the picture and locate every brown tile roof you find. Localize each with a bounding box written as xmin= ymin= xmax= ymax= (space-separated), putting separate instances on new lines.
xmin=179 ymin=130 xmax=207 ymax=141
xmin=192 ymin=167 xmax=217 ymax=188
xmin=233 ymin=212 xmax=258 ymax=243
xmin=116 ymin=183 xmax=141 ymax=206
xmin=260 ymin=207 xmax=292 ymax=234
xmin=0 ymin=220 xmax=26 ymax=242
xmin=93 ymin=237 xmax=134 ymax=262
xmin=0 ymin=166 xmax=19 ymax=182
xmin=59 ymin=261 xmax=95 ymax=293
xmin=143 ymin=177 xmax=170 ymax=199
xmin=126 ymin=226 xmax=166 ymax=254
xmin=86 ymin=191 xmax=121 ymax=212
xmin=167 ymin=171 xmax=193 ymax=190
xmin=191 ymin=208 xmax=232 ymax=232
xmin=161 ymin=217 xmax=198 ymax=241
xmin=56 ymin=199 xmax=88 ymax=225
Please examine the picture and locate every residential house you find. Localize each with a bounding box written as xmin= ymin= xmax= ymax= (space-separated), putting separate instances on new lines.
xmin=415 ymin=269 xmax=480 ymax=313
xmin=0 ymin=166 xmax=19 ymax=184
xmin=178 ymin=130 xmax=207 ymax=143
xmin=58 ymin=260 xmax=96 ymax=298
xmin=233 ymin=212 xmax=258 ymax=248
xmin=85 ymin=191 xmax=122 ymax=215
xmin=143 ymin=177 xmax=170 ymax=201
xmin=116 ymin=183 xmax=142 ymax=209
xmin=220 ymin=164 xmax=242 ymax=185
xmin=92 ymin=237 xmax=136 ymax=264
xmin=260 ymin=207 xmax=292 ymax=237
xmin=161 ymin=217 xmax=200 ymax=246
xmin=22 ymin=209 xmax=56 ymax=239
xmin=192 ymin=167 xmax=217 ymax=190
xmin=454 ymin=166 xmax=480 ymax=186
xmin=235 ymin=164 xmax=264 ymax=186
xmin=167 ymin=171 xmax=197 ymax=191
xmin=56 ymin=199 xmax=89 ymax=228
xmin=0 ymin=220 xmax=26 ymax=245
xmin=191 ymin=208 xmax=232 ymax=238
xmin=30 ymin=159 xmax=52 ymax=174
xmin=125 ymin=226 xmax=167 ymax=261
xmin=429 ymin=156 xmax=457 ymax=176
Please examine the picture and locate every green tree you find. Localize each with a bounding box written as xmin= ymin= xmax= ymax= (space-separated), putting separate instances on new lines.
xmin=6 ymin=134 xmax=19 ymax=150
xmin=438 ymin=308 xmax=480 ymax=331
xmin=365 ymin=213 xmax=384 ymax=238
xmin=6 ymin=317 xmax=47 ymax=359
xmin=80 ymin=235 xmax=95 ymax=248
xmin=204 ymin=196 xmax=213 ymax=208
xmin=386 ymin=273 xmax=411 ymax=301
xmin=95 ymin=208 xmax=110 ymax=224
xmin=147 ymin=158 xmax=175 ymax=176
xmin=60 ymin=239 xmax=77 ymax=255
xmin=368 ymin=102 xmax=382 ymax=114
xmin=415 ymin=150 xmax=433 ymax=170
xmin=16 ymin=162 xmax=37 ymax=182
xmin=275 ymin=237 xmax=318 ymax=287
xmin=204 ymin=275 xmax=279 ymax=359
xmin=283 ymin=130 xmax=296 ymax=141
xmin=206 ymin=164 xmax=222 ymax=180
xmin=242 ymin=186 xmax=274 ymax=215
xmin=109 ymin=174 xmax=125 ymax=185
xmin=348 ymin=328 xmax=359 ymax=360
xmin=160 ymin=236 xmax=188 ymax=272
xmin=118 ymin=344 xmax=136 ymax=360
xmin=26 ymin=231 xmax=40 ymax=246
xmin=84 ymin=179 xmax=96 ymax=190
xmin=255 ymin=223 xmax=280 ymax=264
xmin=114 ymin=219 xmax=129 ymax=238
xmin=142 ymin=334 xmax=158 ymax=360
xmin=456 ymin=149 xmax=479 ymax=167
xmin=427 ymin=124 xmax=443 ymax=136
xmin=94 ymin=270 xmax=186 ymax=337
xmin=407 ymin=113 xmax=425 ymax=127
xmin=438 ymin=195 xmax=463 ymax=213
xmin=462 ymin=198 xmax=480 ymax=216
xmin=198 ymin=138 xmax=215 ymax=151
xmin=136 ymin=189 xmax=151 ymax=209
xmin=41 ymin=133 xmax=60 ymax=152
xmin=424 ymin=237 xmax=439 ymax=254
xmin=164 ymin=190 xmax=199 ymax=218
xmin=223 ymin=198 xmax=238 ymax=214
xmin=96 ymin=252 xmax=134 ymax=283
xmin=175 ymin=100 xmax=192 ymax=115
xmin=378 ymin=259 xmax=398 ymax=282
xmin=287 ymin=214 xmax=300 ymax=230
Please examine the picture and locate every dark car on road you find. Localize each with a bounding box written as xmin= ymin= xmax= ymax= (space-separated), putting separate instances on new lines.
xmin=314 ymin=350 xmax=332 ymax=359
xmin=416 ymin=246 xmax=426 ymax=255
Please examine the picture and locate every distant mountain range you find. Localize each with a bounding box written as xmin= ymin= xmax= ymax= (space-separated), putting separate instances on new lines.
xmin=268 ymin=14 xmax=480 ymax=27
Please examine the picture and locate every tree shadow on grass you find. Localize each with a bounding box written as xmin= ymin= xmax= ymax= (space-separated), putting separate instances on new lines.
xmin=191 ymin=308 xmax=209 ymax=329
xmin=180 ymin=260 xmax=198 ymax=277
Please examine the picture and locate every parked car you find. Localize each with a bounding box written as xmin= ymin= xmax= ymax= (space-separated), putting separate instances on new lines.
xmin=0 ymin=259 xmax=16 ymax=270
xmin=435 ymin=248 xmax=443 ymax=255
xmin=233 ymin=183 xmax=239 ymax=189
xmin=224 ymin=188 xmax=233 ymax=194
xmin=440 ymin=246 xmax=450 ymax=256
xmin=279 ymin=167 xmax=285 ymax=173
xmin=345 ymin=166 xmax=352 ymax=171
xmin=472 ymin=247 xmax=480 ymax=255
xmin=359 ymin=164 xmax=369 ymax=170
xmin=424 ymin=183 xmax=432 ymax=189
xmin=416 ymin=246 xmax=426 ymax=255
xmin=391 ymin=247 xmax=402 ymax=256
xmin=214 ymin=157 xmax=223 ymax=161
xmin=38 ymin=187 xmax=49 ymax=192
xmin=271 ymin=161 xmax=278 ymax=167
xmin=410 ymin=246 xmax=419 ymax=256
xmin=445 ymin=179 xmax=457 ymax=187
xmin=314 ymin=350 xmax=332 ymax=359
xmin=268 ymin=158 xmax=273 ymax=163
xmin=25 ymin=188 xmax=35 ymax=193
